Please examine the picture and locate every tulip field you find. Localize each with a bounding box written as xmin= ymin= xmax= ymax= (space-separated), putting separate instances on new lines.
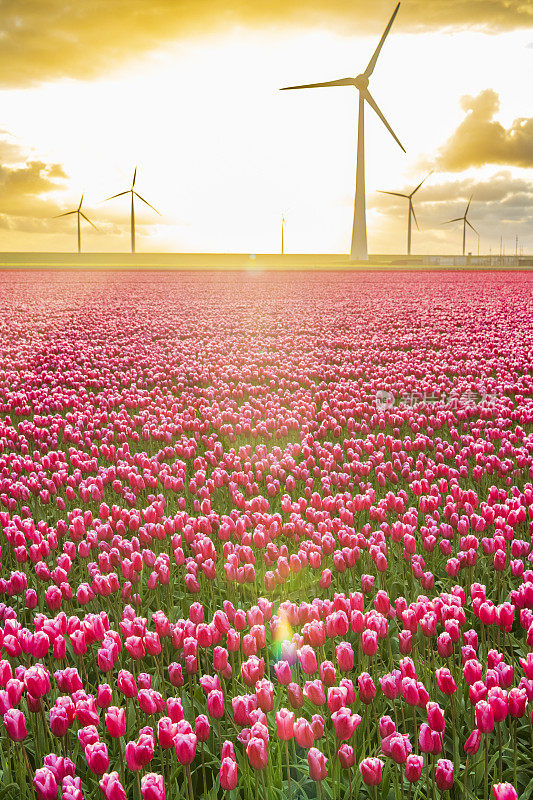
xmin=1 ymin=267 xmax=533 ymax=800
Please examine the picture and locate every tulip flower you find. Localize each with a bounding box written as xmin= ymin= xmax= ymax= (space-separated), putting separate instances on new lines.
xmin=308 ymin=747 xmax=327 ymax=782
xmin=3 ymin=708 xmax=27 ymax=741
xmin=220 ymin=756 xmax=238 ymax=791
xmin=105 ymin=707 xmax=126 ymax=739
xmin=141 ymin=773 xmax=165 ymax=800
xmin=174 ymin=732 xmax=197 ymax=765
xmin=405 ymin=754 xmax=424 ymax=783
xmin=247 ymin=736 xmax=268 ymax=770
xmin=492 ymin=784 xmax=518 ymax=800
xmin=34 ymin=767 xmax=58 ymax=800
xmin=99 ymin=772 xmax=127 ymax=800
xmin=359 ymin=757 xmax=383 ymax=786
xmin=435 ymin=758 xmax=454 ymax=791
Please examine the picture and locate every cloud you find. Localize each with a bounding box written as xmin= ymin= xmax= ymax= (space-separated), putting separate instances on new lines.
xmin=0 ymin=134 xmax=68 ymax=220
xmin=434 ymin=89 xmax=533 ymax=170
xmin=0 ymin=1 xmax=531 ymax=87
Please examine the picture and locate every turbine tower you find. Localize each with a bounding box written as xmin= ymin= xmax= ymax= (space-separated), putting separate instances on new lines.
xmin=281 ymin=214 xmax=286 ymax=255
xmin=280 ymin=2 xmax=405 ymax=262
xmin=54 ymin=195 xmax=97 ymax=253
xmin=378 ymin=172 xmax=432 ymax=255
xmin=443 ymin=195 xmax=477 ymax=257
xmin=105 ymin=167 xmax=160 ymax=254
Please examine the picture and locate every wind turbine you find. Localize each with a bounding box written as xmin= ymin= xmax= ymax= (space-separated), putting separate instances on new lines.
xmin=54 ymin=195 xmax=97 ymax=253
xmin=281 ymin=214 xmax=286 ymax=255
xmin=280 ymin=2 xmax=405 ymax=262
xmin=443 ymin=195 xmax=477 ymax=256
xmin=104 ymin=168 xmax=160 ymax=254
xmin=378 ymin=172 xmax=432 ymax=256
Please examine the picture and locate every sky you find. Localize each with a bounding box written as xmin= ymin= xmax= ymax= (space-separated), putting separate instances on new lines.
xmin=0 ymin=0 xmax=531 ymax=255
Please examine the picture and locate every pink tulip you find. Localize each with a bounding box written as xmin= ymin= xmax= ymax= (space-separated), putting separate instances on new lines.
xmin=492 ymin=783 xmax=518 ymax=800
xmin=220 ymin=757 xmax=238 ymax=790
xmin=99 ymin=772 xmax=127 ymax=800
xmin=141 ymin=773 xmax=165 ymax=800
xmin=174 ymin=732 xmax=197 ymax=765
xmin=34 ymin=767 xmax=58 ymax=800
xmin=3 ymin=708 xmax=27 ymax=741
xmin=435 ymin=758 xmax=454 ymax=791
xmin=247 ymin=736 xmax=268 ymax=770
xmin=359 ymin=757 xmax=383 ymax=786
xmin=338 ymin=743 xmax=355 ymax=769
xmin=405 ymin=754 xmax=424 ymax=783
xmin=276 ymin=708 xmax=295 ymax=740
xmin=308 ymin=747 xmax=327 ymax=781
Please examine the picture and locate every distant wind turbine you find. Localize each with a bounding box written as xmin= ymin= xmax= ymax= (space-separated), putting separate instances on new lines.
xmin=54 ymin=195 xmax=97 ymax=253
xmin=443 ymin=195 xmax=478 ymax=256
xmin=104 ymin=167 xmax=160 ymax=254
xmin=281 ymin=214 xmax=286 ymax=256
xmin=378 ymin=172 xmax=432 ymax=255
xmin=280 ymin=2 xmax=405 ymax=262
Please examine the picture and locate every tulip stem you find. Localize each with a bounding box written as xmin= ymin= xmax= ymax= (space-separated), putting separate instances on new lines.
xmin=19 ymin=743 xmax=34 ymax=783
xmin=463 ymin=753 xmax=469 ymax=799
xmin=348 ymin=768 xmax=353 ymax=800
xmin=513 ymin=719 xmax=517 ymax=787
xmin=201 ymin=742 xmax=207 ymax=796
xmin=497 ymin=722 xmax=502 ymax=782
xmin=284 ymin=739 xmax=291 ymax=799
xmin=260 ymin=768 xmax=268 ymax=800
xmin=484 ymin=733 xmax=489 ymax=800
xmin=186 ymin=763 xmax=195 ymax=800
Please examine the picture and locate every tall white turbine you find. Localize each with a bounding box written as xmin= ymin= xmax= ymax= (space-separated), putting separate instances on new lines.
xmin=54 ymin=195 xmax=97 ymax=253
xmin=443 ymin=196 xmax=478 ymax=257
xmin=280 ymin=3 xmax=405 ymax=261
xmin=378 ymin=172 xmax=432 ymax=255
xmin=105 ymin=167 xmax=160 ymax=254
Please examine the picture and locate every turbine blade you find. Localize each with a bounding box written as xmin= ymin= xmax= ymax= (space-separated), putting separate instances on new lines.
xmin=363 ymin=89 xmax=405 ymax=152
xmin=442 ymin=218 xmax=463 ymax=224
xmin=411 ymin=204 xmax=420 ymax=231
xmin=465 ymin=194 xmax=473 ymax=215
xmin=80 ymin=212 xmax=98 ymax=231
xmin=364 ymin=2 xmax=401 ymax=77
xmin=410 ymin=171 xmax=433 ymax=196
xmin=378 ymin=191 xmax=409 ymax=198
xmin=132 ymin=166 xmax=137 ymax=187
xmin=78 ymin=194 xmax=84 ymax=210
xmin=466 ymin=220 xmax=478 ymax=234
xmin=134 ymin=192 xmax=161 ymax=215
xmin=54 ymin=210 xmax=76 ymax=218
xmin=103 ymin=191 xmax=129 ymax=201
xmin=280 ymin=78 xmax=354 ymax=90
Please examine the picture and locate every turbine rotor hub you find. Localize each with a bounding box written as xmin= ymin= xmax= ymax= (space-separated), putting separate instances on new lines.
xmin=354 ymin=74 xmax=369 ymax=90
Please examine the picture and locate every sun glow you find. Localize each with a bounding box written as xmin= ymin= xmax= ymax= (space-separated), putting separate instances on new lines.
xmin=0 ymin=26 xmax=531 ymax=253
